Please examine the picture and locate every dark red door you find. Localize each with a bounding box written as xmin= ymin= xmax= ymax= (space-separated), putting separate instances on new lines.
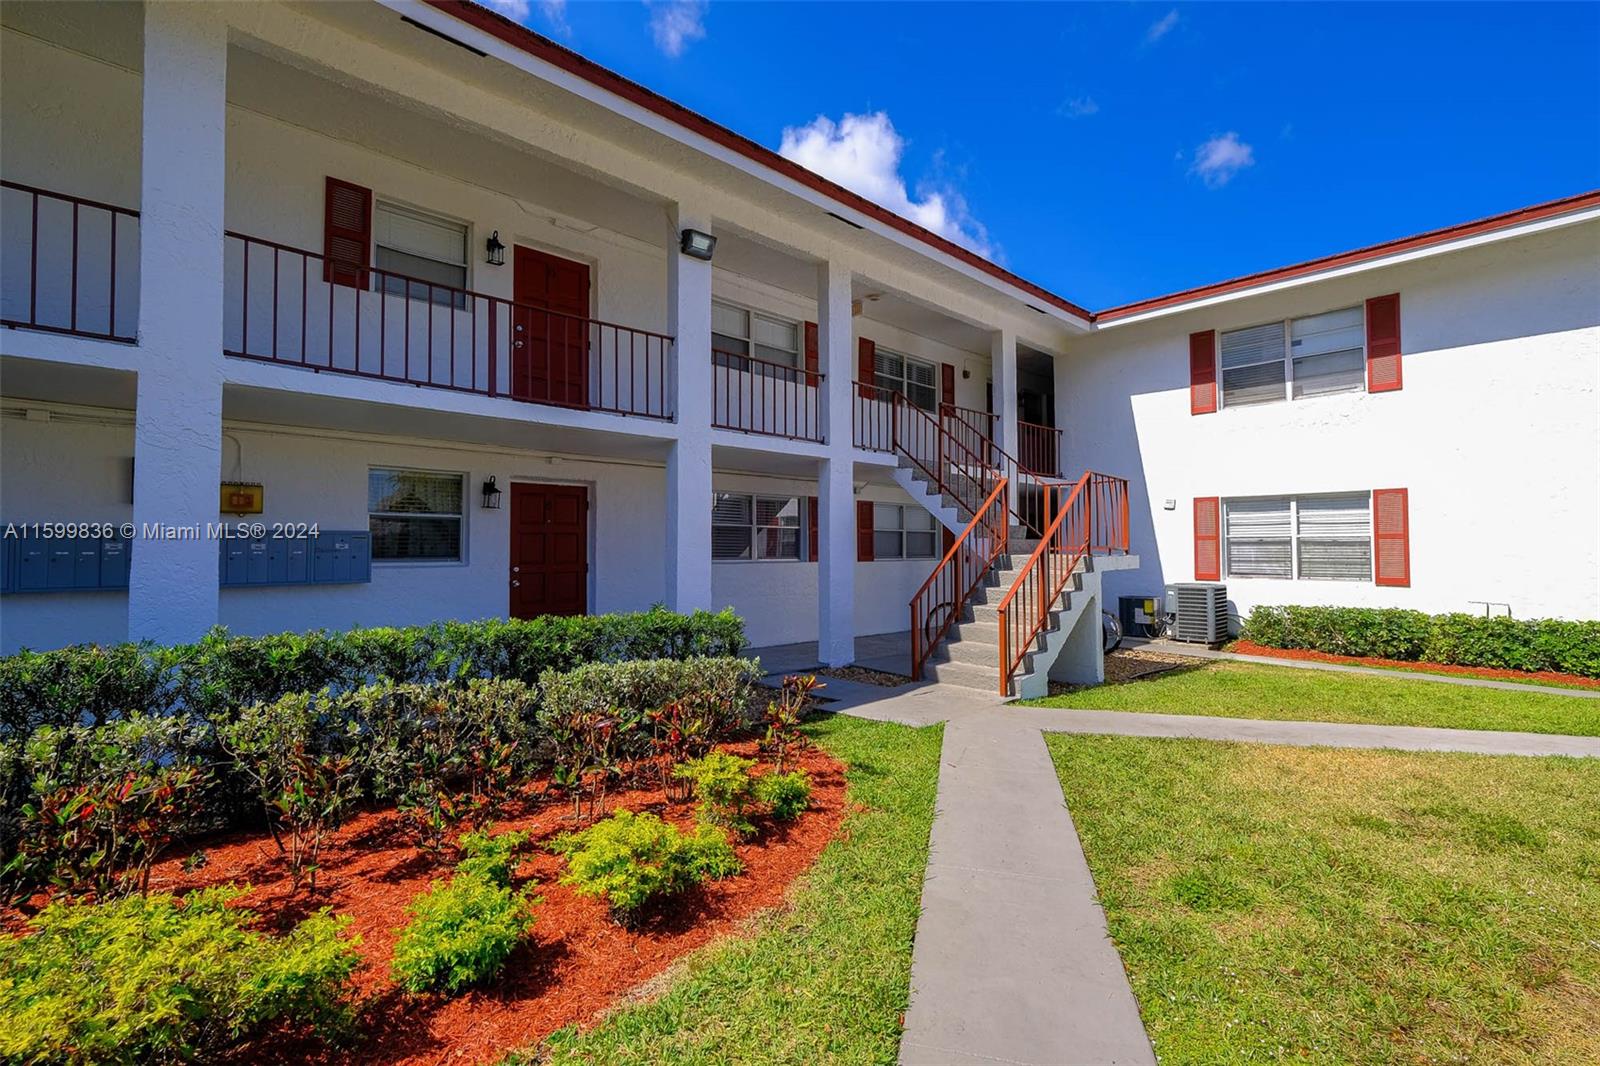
xmin=509 ymin=482 xmax=588 ymax=619
xmin=513 ymin=245 xmax=591 ymax=408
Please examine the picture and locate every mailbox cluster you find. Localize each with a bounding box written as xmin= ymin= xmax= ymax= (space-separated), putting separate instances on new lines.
xmin=1 ymin=531 xmax=372 ymax=593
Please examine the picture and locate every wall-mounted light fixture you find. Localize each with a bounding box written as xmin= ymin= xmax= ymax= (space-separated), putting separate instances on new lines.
xmin=481 ymin=476 xmax=503 ymax=510
xmin=679 ymin=228 xmax=716 ymax=261
xmin=485 ymin=230 xmax=505 ymax=266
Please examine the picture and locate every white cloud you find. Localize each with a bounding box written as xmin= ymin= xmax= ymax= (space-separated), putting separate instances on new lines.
xmin=779 ymin=111 xmax=994 ymax=257
xmin=1145 ymin=9 xmax=1179 ymax=44
xmin=646 ymin=0 xmax=707 ymax=57
xmin=539 ymin=0 xmax=569 ymax=34
xmin=1058 ymin=95 xmax=1100 ymax=119
xmin=1190 ymin=132 xmax=1255 ymax=188
xmin=481 ymin=0 xmax=531 ymax=21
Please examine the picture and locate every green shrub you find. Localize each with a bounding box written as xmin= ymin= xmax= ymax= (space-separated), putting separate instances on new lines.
xmin=551 ymin=809 xmax=740 ymax=921
xmin=0 ymin=607 xmax=745 ymax=740
xmin=456 ymin=827 xmax=530 ymax=887
xmin=755 ymin=770 xmax=812 ymax=822
xmin=0 ymin=886 xmax=359 ymax=1064
xmin=674 ymin=751 xmax=758 ymax=836
xmin=1241 ymin=605 xmax=1600 ymax=678
xmin=539 ymin=657 xmax=761 ymax=755
xmin=390 ymin=872 xmax=539 ymax=995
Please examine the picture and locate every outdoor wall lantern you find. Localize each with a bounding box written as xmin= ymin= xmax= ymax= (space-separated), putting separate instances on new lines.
xmin=679 ymin=228 xmax=717 ymax=261
xmin=481 ymin=476 xmax=503 ymax=510
xmin=485 ymin=230 xmax=506 ymax=266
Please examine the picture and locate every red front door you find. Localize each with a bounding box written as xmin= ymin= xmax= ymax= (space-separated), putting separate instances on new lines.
xmin=513 ymin=245 xmax=591 ymax=408
xmin=509 ymin=482 xmax=589 ymax=619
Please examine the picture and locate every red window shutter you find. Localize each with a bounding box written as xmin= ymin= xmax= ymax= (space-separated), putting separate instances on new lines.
xmin=1194 ymin=497 xmax=1221 ymax=580
xmin=941 ymin=363 xmax=956 ymax=409
xmin=1189 ymin=331 xmax=1217 ymax=415
xmin=324 ymin=177 xmax=372 ymax=289
xmin=1372 ymin=488 xmax=1410 ymax=586
xmin=808 ymin=495 xmax=820 ymax=562
xmin=942 ymin=526 xmax=956 ymax=554
xmin=858 ymin=337 xmax=876 ymax=399
xmin=1366 ymin=293 xmax=1403 ymax=393
xmin=804 ymin=322 xmax=819 ymax=377
xmin=856 ymin=499 xmax=875 ymax=561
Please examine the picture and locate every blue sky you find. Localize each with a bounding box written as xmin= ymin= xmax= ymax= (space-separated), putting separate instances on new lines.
xmin=489 ymin=1 xmax=1600 ymax=308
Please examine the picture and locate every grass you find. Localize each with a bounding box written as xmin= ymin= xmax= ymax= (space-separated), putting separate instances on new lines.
xmin=1225 ymin=645 xmax=1600 ymax=692
xmin=1046 ymin=735 xmax=1600 ymax=1065
xmin=532 ymin=713 xmax=943 ymax=1065
xmin=1030 ymin=660 xmax=1600 ymax=736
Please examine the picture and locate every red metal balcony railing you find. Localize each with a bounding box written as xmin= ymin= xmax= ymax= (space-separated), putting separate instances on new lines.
xmin=223 ymin=232 xmax=674 ymax=419
xmin=996 ymin=471 xmax=1129 ymax=695
xmin=711 ymin=349 xmax=823 ymax=442
xmin=1018 ymin=419 xmax=1062 ymax=477
xmin=1 ymin=180 xmax=140 ymax=343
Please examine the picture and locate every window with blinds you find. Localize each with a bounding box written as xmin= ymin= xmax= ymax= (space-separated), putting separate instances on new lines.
xmin=712 ymin=301 xmax=801 ymax=379
xmin=1219 ymin=306 xmax=1366 ymax=407
xmin=368 ymin=468 xmax=464 ymax=561
xmin=1224 ymin=493 xmax=1372 ymax=581
xmin=872 ymin=504 xmax=937 ymax=559
xmin=374 ymin=202 xmax=468 ymax=308
xmin=874 ymin=348 xmax=938 ymax=411
xmin=711 ymin=492 xmax=802 ymax=561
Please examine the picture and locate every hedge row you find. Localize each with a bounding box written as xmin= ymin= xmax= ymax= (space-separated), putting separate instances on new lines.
xmin=1241 ymin=606 xmax=1600 ymax=678
xmin=2 ymin=656 xmax=763 ymax=897
xmin=0 ymin=608 xmax=745 ymax=738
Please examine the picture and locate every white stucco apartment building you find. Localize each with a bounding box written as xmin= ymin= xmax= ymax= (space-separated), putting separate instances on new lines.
xmin=2 ymin=2 xmax=1597 ymax=688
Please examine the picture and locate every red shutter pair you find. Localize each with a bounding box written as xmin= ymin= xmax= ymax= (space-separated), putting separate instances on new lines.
xmin=1192 ymin=490 xmax=1409 ymax=586
xmin=1187 ymin=293 xmax=1403 ymax=413
xmin=324 ymin=177 xmax=372 ymax=289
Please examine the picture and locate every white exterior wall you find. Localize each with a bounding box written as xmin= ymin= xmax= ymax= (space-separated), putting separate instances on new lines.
xmin=1060 ymin=222 xmax=1600 ymax=624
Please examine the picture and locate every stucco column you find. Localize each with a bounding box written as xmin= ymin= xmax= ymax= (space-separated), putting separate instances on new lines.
xmin=817 ymin=260 xmax=855 ymax=665
xmin=129 ymin=2 xmax=228 ymax=644
xmin=991 ymin=328 xmax=1020 ymax=510
xmin=665 ymin=204 xmax=714 ymax=613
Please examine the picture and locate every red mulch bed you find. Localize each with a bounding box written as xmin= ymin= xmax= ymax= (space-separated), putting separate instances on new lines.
xmin=1230 ymin=640 xmax=1600 ymax=690
xmin=8 ymin=741 xmax=847 ymax=1066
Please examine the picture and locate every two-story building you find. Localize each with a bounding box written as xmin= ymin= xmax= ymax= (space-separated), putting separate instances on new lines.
xmin=3 ymin=1 xmax=1596 ymax=691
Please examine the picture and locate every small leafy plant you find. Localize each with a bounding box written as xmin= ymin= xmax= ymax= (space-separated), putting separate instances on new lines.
xmin=551 ymin=809 xmax=740 ymax=922
xmin=763 ymin=675 xmax=822 ymax=772
xmin=456 ymin=827 xmax=530 ymax=887
xmin=754 ymin=770 xmax=811 ymax=822
xmin=647 ymin=691 xmax=724 ymax=802
xmin=0 ymin=886 xmax=360 ymax=1063
xmin=390 ymin=871 xmax=539 ymax=995
xmin=674 ymin=751 xmax=758 ymax=837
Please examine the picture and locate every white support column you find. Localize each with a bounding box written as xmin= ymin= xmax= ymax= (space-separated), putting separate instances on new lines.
xmin=128 ymin=3 xmax=228 ymax=644
xmin=665 ymin=204 xmax=714 ymax=613
xmin=991 ymin=328 xmax=1020 ymax=508
xmin=817 ymin=260 xmax=855 ymax=665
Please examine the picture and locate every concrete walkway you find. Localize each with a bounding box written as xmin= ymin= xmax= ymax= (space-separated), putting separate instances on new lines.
xmin=803 ymin=674 xmax=1600 ymax=1066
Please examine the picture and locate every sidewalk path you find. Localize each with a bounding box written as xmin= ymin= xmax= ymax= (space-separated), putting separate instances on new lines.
xmin=809 ymin=676 xmax=1600 ymax=1065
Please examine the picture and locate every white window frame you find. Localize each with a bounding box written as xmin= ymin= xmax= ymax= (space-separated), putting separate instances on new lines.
xmin=373 ymin=199 xmax=470 ymax=309
xmin=368 ymin=467 xmax=467 ymax=565
xmin=711 ymin=490 xmax=806 ymax=563
xmin=1222 ymin=492 xmax=1374 ymax=582
xmin=871 ymin=503 xmax=938 ymax=561
xmin=1219 ymin=306 xmax=1366 ymax=409
xmin=712 ymin=299 xmax=803 ymax=378
xmin=874 ymin=348 xmax=939 ymax=412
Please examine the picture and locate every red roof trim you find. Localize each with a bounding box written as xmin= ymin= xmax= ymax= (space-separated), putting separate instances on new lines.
xmin=424 ymin=0 xmax=1092 ymax=321
xmin=1095 ymin=189 xmax=1600 ymax=322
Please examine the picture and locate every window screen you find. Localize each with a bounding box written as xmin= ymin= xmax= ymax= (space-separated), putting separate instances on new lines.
xmin=1224 ymin=497 xmax=1291 ymax=578
xmin=873 ymin=504 xmax=937 ymax=559
xmin=875 ymin=348 xmax=938 ymax=412
xmin=712 ymin=492 xmax=802 ymax=560
xmin=368 ymin=468 xmax=463 ymax=561
xmin=1220 ymin=322 xmax=1287 ymax=408
xmin=1296 ymin=494 xmax=1372 ymax=580
xmin=374 ymin=202 xmax=467 ymax=307
xmin=1290 ymin=307 xmax=1365 ymax=398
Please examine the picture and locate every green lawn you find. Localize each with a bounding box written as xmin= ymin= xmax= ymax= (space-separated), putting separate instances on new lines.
xmin=1046 ymin=735 xmax=1600 ymax=1065
xmin=1031 ymin=660 xmax=1600 ymax=736
xmin=533 ymin=714 xmax=943 ymax=1065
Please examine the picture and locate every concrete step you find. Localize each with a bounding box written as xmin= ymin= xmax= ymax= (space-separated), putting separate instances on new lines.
xmin=920 ymin=658 xmax=999 ymax=693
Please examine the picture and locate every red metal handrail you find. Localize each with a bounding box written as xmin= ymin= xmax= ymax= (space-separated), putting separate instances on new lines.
xmin=996 ymin=471 xmax=1129 ymax=695
xmin=223 ymin=230 xmax=674 ymax=420
xmin=1018 ymin=419 xmax=1062 ymax=478
xmin=1 ymin=180 xmax=140 ymax=343
xmin=938 ymin=402 xmax=1062 ymax=538
xmin=909 ymin=477 xmax=1009 ymax=680
xmin=711 ymin=347 xmax=823 ymax=442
